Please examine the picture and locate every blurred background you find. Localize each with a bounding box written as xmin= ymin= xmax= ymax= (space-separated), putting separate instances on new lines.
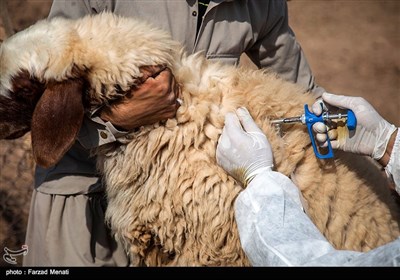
xmin=0 ymin=0 xmax=399 ymax=266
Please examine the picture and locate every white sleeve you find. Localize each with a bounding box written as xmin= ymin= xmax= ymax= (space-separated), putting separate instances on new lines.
xmin=385 ymin=129 xmax=400 ymax=195
xmin=234 ymin=170 xmax=400 ymax=266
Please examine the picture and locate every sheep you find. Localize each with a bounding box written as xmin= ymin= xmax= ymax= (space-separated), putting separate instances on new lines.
xmin=0 ymin=13 xmax=399 ymax=266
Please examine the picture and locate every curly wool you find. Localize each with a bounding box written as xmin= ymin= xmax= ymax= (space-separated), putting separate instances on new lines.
xmin=1 ymin=13 xmax=398 ymax=266
xmin=101 ymin=56 xmax=399 ymax=265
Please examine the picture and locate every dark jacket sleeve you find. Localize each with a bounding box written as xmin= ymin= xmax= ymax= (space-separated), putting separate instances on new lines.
xmin=246 ymin=1 xmax=324 ymax=96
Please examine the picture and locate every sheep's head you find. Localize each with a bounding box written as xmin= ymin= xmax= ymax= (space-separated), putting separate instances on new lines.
xmin=0 ymin=69 xmax=87 ymax=168
xmin=0 ymin=22 xmax=88 ymax=168
xmin=0 ymin=13 xmax=183 ymax=168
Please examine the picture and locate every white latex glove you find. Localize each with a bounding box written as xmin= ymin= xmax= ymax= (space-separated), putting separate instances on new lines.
xmin=311 ymin=92 xmax=397 ymax=160
xmin=216 ymin=107 xmax=273 ymax=186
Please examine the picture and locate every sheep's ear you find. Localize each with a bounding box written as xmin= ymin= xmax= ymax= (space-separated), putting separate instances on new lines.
xmin=31 ymin=79 xmax=85 ymax=168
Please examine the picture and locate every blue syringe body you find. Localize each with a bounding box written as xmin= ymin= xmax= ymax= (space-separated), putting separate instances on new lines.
xmin=271 ymin=105 xmax=357 ymax=159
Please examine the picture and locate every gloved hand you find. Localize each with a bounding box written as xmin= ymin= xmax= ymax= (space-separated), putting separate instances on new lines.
xmin=311 ymin=92 xmax=397 ymax=160
xmin=100 ymin=65 xmax=181 ymax=130
xmin=216 ymin=107 xmax=273 ymax=186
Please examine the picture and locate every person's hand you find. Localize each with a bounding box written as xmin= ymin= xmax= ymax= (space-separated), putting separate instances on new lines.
xmin=100 ymin=65 xmax=181 ymax=130
xmin=311 ymin=92 xmax=397 ymax=161
xmin=310 ymin=96 xmax=339 ymax=144
xmin=216 ymin=107 xmax=273 ymax=186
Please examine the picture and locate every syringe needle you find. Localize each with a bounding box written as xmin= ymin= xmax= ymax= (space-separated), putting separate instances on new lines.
xmin=270 ymin=116 xmax=302 ymax=125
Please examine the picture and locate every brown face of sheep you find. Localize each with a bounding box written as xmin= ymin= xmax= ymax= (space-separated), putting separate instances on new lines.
xmin=0 ymin=70 xmax=87 ymax=168
xmin=0 ymin=72 xmax=43 ymax=139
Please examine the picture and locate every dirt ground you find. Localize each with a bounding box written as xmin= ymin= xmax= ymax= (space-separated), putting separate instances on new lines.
xmin=0 ymin=0 xmax=399 ymax=267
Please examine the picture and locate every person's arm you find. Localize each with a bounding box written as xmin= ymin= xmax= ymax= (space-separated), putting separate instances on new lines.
xmin=235 ymin=170 xmax=348 ymax=266
xmin=48 ymin=0 xmax=93 ymax=19
xmin=77 ymin=66 xmax=180 ymax=149
xmin=217 ymin=107 xmax=400 ymax=266
xmin=311 ymin=92 xmax=399 ymax=192
xmin=245 ymin=1 xmax=324 ymax=96
xmin=217 ymin=107 xmax=341 ymax=266
xmin=237 ymin=170 xmax=400 ymax=266
xmin=47 ymin=2 xmax=180 ymax=149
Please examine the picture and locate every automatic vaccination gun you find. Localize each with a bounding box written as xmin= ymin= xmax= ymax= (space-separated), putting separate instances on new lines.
xmin=271 ymin=105 xmax=357 ymax=159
